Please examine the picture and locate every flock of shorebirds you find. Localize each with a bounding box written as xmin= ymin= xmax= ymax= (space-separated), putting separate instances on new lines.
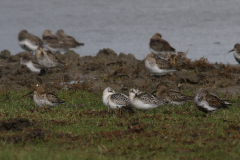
xmin=19 ymin=30 xmax=238 ymax=114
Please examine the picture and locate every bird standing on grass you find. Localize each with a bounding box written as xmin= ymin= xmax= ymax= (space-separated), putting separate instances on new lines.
xmin=102 ymin=87 xmax=131 ymax=112
xmin=152 ymin=85 xmax=193 ymax=105
xmin=129 ymin=88 xmax=167 ymax=111
xmin=23 ymin=84 xmax=65 ymax=107
xmin=194 ymin=88 xmax=231 ymax=113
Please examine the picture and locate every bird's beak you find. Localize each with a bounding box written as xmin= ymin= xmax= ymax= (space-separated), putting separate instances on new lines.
xmin=22 ymin=91 xmax=34 ymax=97
xmin=228 ymin=49 xmax=234 ymax=53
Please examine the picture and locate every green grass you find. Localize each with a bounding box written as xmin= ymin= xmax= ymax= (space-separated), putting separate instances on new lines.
xmin=0 ymin=89 xmax=240 ymax=160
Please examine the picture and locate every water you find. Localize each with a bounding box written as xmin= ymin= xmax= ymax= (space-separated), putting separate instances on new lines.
xmin=1 ymin=0 xmax=240 ymax=63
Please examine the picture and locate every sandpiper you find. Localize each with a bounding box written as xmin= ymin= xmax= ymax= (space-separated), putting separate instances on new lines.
xmin=149 ymin=33 xmax=176 ymax=59
xmin=194 ymin=88 xmax=231 ymax=113
xmin=18 ymin=30 xmax=43 ymax=53
xmin=102 ymin=87 xmax=131 ymax=112
xmin=35 ymin=46 xmax=65 ymax=70
xmin=228 ymin=43 xmax=240 ymax=64
xmin=129 ymin=88 xmax=167 ymax=111
xmin=152 ymin=85 xmax=193 ymax=105
xmin=55 ymin=29 xmax=84 ymax=48
xmin=24 ymin=84 xmax=65 ymax=107
xmin=20 ymin=52 xmax=43 ymax=74
xmin=145 ymin=52 xmax=176 ymax=76
xmin=42 ymin=30 xmax=68 ymax=52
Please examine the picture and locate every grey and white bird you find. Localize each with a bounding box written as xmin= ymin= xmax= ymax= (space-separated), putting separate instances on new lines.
xmin=194 ymin=88 xmax=231 ymax=113
xmin=228 ymin=43 xmax=240 ymax=64
xmin=149 ymin=33 xmax=176 ymax=59
xmin=129 ymin=88 xmax=167 ymax=111
xmin=102 ymin=87 xmax=131 ymax=112
xmin=18 ymin=30 xmax=43 ymax=53
xmin=145 ymin=52 xmax=176 ymax=76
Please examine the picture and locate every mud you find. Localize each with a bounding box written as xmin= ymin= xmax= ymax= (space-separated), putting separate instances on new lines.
xmin=0 ymin=118 xmax=38 ymax=131
xmin=0 ymin=117 xmax=81 ymax=144
xmin=0 ymin=49 xmax=240 ymax=95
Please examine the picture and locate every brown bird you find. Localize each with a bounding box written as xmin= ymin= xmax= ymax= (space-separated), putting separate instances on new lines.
xmin=152 ymin=85 xmax=193 ymax=105
xmin=194 ymin=88 xmax=231 ymax=113
xmin=149 ymin=33 xmax=175 ymax=59
xmin=228 ymin=43 xmax=240 ymax=64
xmin=23 ymin=84 xmax=65 ymax=107
xmin=18 ymin=30 xmax=43 ymax=52
xmin=55 ymin=29 xmax=84 ymax=47
xmin=145 ymin=53 xmax=176 ymax=76
xmin=35 ymin=46 xmax=64 ymax=72
xmin=42 ymin=30 xmax=69 ymax=52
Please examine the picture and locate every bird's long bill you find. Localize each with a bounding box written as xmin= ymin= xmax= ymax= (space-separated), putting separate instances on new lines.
xmin=22 ymin=91 xmax=34 ymax=97
xmin=228 ymin=49 xmax=234 ymax=53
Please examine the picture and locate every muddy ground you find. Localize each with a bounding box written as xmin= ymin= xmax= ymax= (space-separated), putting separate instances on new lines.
xmin=0 ymin=49 xmax=240 ymax=95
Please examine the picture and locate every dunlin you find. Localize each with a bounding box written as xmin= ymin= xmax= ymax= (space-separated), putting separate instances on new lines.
xmin=145 ymin=52 xmax=176 ymax=76
xmin=35 ymin=46 xmax=65 ymax=70
xmin=18 ymin=30 xmax=43 ymax=52
xmin=153 ymin=85 xmax=193 ymax=105
xmin=149 ymin=33 xmax=175 ymax=59
xmin=42 ymin=30 xmax=67 ymax=52
xmin=55 ymin=29 xmax=84 ymax=47
xmin=24 ymin=84 xmax=65 ymax=107
xmin=194 ymin=88 xmax=231 ymax=113
xmin=103 ymin=87 xmax=131 ymax=112
xmin=20 ymin=52 xmax=43 ymax=74
xmin=129 ymin=88 xmax=167 ymax=111
xmin=228 ymin=43 xmax=240 ymax=64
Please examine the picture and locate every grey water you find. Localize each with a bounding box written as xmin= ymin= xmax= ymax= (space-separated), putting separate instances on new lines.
xmin=1 ymin=0 xmax=240 ymax=64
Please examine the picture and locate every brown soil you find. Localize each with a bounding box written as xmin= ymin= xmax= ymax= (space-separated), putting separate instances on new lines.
xmin=0 ymin=48 xmax=240 ymax=95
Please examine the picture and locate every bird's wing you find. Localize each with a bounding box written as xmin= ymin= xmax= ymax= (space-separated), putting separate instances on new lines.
xmin=46 ymin=93 xmax=65 ymax=104
xmin=204 ymin=93 xmax=228 ymax=109
xmin=45 ymin=51 xmax=64 ymax=65
xmin=136 ymin=92 xmax=163 ymax=105
xmin=150 ymin=39 xmax=175 ymax=52
xmin=110 ymin=93 xmax=130 ymax=106
xmin=167 ymin=89 xmax=193 ymax=102
xmin=155 ymin=56 xmax=175 ymax=69
xmin=27 ymin=33 xmax=43 ymax=46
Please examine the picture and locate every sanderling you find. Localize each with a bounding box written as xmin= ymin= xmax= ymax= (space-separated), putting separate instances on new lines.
xmin=35 ymin=46 xmax=65 ymax=71
xmin=129 ymin=88 xmax=167 ymax=111
xmin=24 ymin=84 xmax=65 ymax=107
xmin=152 ymin=85 xmax=193 ymax=105
xmin=149 ymin=33 xmax=176 ymax=59
xmin=194 ymin=88 xmax=231 ymax=113
xmin=18 ymin=30 xmax=43 ymax=53
xmin=102 ymin=87 xmax=131 ymax=112
xmin=20 ymin=52 xmax=43 ymax=74
xmin=228 ymin=43 xmax=240 ymax=64
xmin=145 ymin=52 xmax=176 ymax=76
xmin=55 ymin=29 xmax=84 ymax=48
